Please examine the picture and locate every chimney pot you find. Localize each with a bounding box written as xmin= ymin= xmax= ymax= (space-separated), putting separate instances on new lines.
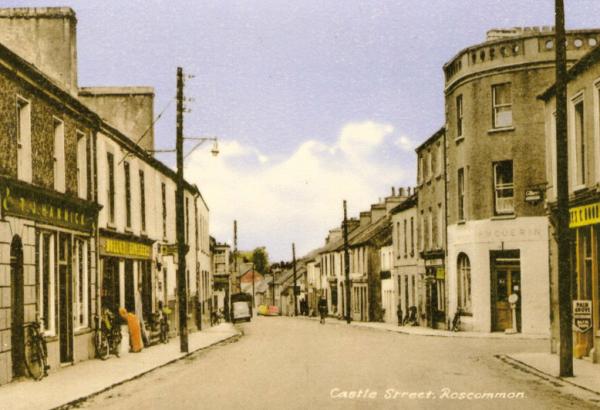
xmin=391 ymin=187 xmax=396 ymax=196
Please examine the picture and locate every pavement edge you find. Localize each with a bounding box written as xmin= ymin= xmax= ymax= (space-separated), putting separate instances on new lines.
xmin=51 ymin=331 xmax=242 ymax=410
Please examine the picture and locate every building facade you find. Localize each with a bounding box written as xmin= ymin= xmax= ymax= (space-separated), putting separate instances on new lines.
xmin=542 ymin=43 xmax=600 ymax=362
xmin=444 ymin=27 xmax=600 ymax=334
xmin=416 ymin=128 xmax=447 ymax=329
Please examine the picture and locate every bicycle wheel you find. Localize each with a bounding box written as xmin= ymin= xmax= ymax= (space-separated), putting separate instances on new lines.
xmin=24 ymin=336 xmax=45 ymax=380
xmin=94 ymin=330 xmax=110 ymax=360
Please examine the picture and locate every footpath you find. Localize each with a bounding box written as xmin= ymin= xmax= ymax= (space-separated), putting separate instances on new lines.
xmin=0 ymin=323 xmax=240 ymax=410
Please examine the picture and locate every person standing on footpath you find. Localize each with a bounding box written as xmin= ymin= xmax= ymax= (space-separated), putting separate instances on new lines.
xmin=318 ymin=296 xmax=328 ymax=324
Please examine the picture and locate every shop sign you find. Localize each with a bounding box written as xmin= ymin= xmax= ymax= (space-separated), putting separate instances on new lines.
xmin=569 ymin=202 xmax=600 ymax=228
xmin=573 ymin=300 xmax=592 ymax=333
xmin=525 ymin=189 xmax=543 ymax=203
xmin=0 ymin=178 xmax=96 ymax=232
xmin=435 ymin=267 xmax=445 ymax=280
xmin=101 ymin=237 xmax=152 ymax=259
xmin=160 ymin=243 xmax=178 ymax=256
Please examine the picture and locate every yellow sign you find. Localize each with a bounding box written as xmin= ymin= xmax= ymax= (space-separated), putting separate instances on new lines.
xmin=436 ymin=267 xmax=445 ymax=280
xmin=569 ymin=202 xmax=600 ymax=228
xmin=102 ymin=238 xmax=152 ymax=259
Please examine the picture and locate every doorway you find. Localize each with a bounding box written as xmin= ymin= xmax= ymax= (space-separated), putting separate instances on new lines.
xmin=58 ymin=233 xmax=73 ymax=363
xmin=10 ymin=235 xmax=24 ymax=378
xmin=491 ymin=251 xmax=521 ymax=332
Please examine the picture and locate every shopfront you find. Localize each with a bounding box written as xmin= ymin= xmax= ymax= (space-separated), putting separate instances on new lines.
xmin=99 ymin=231 xmax=154 ymax=325
xmin=569 ymin=201 xmax=600 ymax=359
xmin=423 ymin=251 xmax=446 ymax=329
xmin=0 ymin=177 xmax=98 ymax=381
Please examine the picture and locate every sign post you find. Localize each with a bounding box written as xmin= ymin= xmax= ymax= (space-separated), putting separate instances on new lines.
xmin=573 ymin=300 xmax=592 ymax=333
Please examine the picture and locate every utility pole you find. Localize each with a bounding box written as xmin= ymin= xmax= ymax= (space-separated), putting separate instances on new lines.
xmin=292 ymin=243 xmax=298 ymax=316
xmin=175 ymin=67 xmax=188 ymax=353
xmin=234 ymin=220 xmax=238 ymax=293
xmin=343 ymin=200 xmax=351 ymax=324
xmin=252 ymin=262 xmax=256 ymax=310
xmin=555 ymin=0 xmax=573 ymax=377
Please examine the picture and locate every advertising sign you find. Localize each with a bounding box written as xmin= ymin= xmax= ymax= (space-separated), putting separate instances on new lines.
xmin=573 ymin=300 xmax=593 ymax=333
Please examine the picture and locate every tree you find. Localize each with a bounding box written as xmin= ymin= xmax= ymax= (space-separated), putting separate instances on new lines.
xmin=251 ymin=247 xmax=269 ymax=274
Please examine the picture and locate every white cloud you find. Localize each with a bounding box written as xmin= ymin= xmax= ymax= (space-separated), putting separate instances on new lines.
xmin=184 ymin=120 xmax=415 ymax=261
xmin=394 ymin=135 xmax=415 ymax=152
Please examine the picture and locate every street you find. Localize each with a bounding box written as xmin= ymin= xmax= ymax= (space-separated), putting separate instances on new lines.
xmin=75 ymin=317 xmax=599 ymax=410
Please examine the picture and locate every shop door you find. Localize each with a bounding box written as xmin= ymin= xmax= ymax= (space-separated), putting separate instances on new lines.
xmin=141 ymin=261 xmax=152 ymax=321
xmin=492 ymin=267 xmax=521 ymax=332
xmin=102 ymin=258 xmax=120 ymax=314
xmin=575 ymin=227 xmax=594 ymax=357
xmin=124 ymin=260 xmax=135 ymax=313
xmin=10 ymin=236 xmax=24 ymax=378
xmin=58 ymin=233 xmax=73 ymax=363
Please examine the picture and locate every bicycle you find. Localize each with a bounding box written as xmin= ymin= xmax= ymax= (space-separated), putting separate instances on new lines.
xmin=159 ymin=307 xmax=170 ymax=344
xmin=451 ymin=308 xmax=462 ymax=332
xmin=94 ymin=308 xmax=121 ymax=359
xmin=23 ymin=317 xmax=49 ymax=381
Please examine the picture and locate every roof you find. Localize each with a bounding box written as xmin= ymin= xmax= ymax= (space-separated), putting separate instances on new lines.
xmin=415 ymin=127 xmax=445 ymax=153
xmin=348 ymin=214 xmax=392 ymax=248
xmin=539 ymin=43 xmax=600 ymax=101
xmin=390 ymin=194 xmax=418 ymax=215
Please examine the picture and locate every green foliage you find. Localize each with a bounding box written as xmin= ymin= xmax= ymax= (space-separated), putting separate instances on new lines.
xmin=251 ymin=247 xmax=269 ymax=274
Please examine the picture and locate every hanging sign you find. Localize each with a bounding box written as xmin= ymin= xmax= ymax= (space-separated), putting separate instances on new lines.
xmin=573 ymin=300 xmax=593 ymax=333
xmin=570 ymin=202 xmax=600 ymax=228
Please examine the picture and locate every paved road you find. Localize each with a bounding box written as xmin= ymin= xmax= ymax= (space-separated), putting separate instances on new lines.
xmin=77 ymin=316 xmax=600 ymax=409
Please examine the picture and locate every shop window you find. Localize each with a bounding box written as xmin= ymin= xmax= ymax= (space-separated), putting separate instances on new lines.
xmin=456 ymin=94 xmax=463 ymax=139
xmin=53 ymin=118 xmax=65 ymax=193
xmin=457 ymin=168 xmax=465 ymax=220
xmin=124 ymin=161 xmax=132 ymax=228
xmin=493 ymin=160 xmax=515 ymax=215
xmin=76 ymin=132 xmax=87 ymax=199
xmin=574 ymin=98 xmax=586 ymax=186
xmin=16 ymin=97 xmax=32 ymax=183
xmin=161 ymin=182 xmax=167 ymax=239
xmin=492 ymin=83 xmax=512 ymax=128
xmin=74 ymin=238 xmax=89 ymax=329
xmin=457 ymin=253 xmax=471 ymax=313
xmin=139 ymin=169 xmax=146 ymax=232
xmin=38 ymin=232 xmax=56 ymax=335
xmin=107 ymin=152 xmax=115 ymax=224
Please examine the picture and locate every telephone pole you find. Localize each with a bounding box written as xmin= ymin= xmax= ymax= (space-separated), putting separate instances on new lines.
xmin=343 ymin=200 xmax=351 ymax=324
xmin=292 ymin=243 xmax=298 ymax=316
xmin=175 ymin=67 xmax=188 ymax=353
xmin=555 ymin=0 xmax=573 ymax=377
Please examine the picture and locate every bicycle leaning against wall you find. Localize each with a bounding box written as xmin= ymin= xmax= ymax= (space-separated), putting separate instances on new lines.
xmin=23 ymin=316 xmax=50 ymax=380
xmin=94 ymin=308 xmax=122 ymax=359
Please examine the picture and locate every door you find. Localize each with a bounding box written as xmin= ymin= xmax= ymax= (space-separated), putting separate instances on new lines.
xmin=141 ymin=261 xmax=152 ymax=321
xmin=10 ymin=236 xmax=24 ymax=378
xmin=492 ymin=267 xmax=521 ymax=332
xmin=102 ymin=257 xmax=120 ymax=314
xmin=58 ymin=233 xmax=73 ymax=363
xmin=124 ymin=260 xmax=135 ymax=313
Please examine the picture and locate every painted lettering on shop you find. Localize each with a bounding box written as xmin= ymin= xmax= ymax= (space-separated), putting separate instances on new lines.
xmin=569 ymin=202 xmax=600 ymax=228
xmin=103 ymin=238 xmax=151 ymax=259
xmin=476 ymin=227 xmax=542 ymax=240
xmin=1 ymin=185 xmax=95 ymax=232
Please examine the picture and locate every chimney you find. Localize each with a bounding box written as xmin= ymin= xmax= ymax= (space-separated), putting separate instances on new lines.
xmin=346 ymin=217 xmax=360 ymax=232
xmin=399 ymin=187 xmax=406 ymax=197
xmin=407 ymin=187 xmax=412 ymax=195
xmin=391 ymin=187 xmax=396 ymax=196
xmin=0 ymin=8 xmax=78 ymax=94
xmin=79 ymin=87 xmax=156 ymax=152
xmin=359 ymin=211 xmax=371 ymax=227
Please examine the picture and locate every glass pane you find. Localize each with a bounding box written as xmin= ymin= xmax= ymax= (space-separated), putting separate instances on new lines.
xmin=495 ymin=107 xmax=512 ymax=127
xmin=494 ymin=84 xmax=511 ymax=105
xmin=497 ymin=271 xmax=508 ymax=301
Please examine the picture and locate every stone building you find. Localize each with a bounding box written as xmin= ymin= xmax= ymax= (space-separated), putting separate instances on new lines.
xmin=416 ymin=128 xmax=447 ymax=329
xmin=391 ymin=193 xmax=418 ymax=326
xmin=212 ymin=241 xmax=231 ymax=317
xmin=541 ymin=43 xmax=600 ymax=362
xmin=443 ymin=26 xmax=600 ymax=334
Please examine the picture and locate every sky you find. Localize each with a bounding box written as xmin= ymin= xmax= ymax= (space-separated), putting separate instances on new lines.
xmin=5 ymin=0 xmax=600 ymax=261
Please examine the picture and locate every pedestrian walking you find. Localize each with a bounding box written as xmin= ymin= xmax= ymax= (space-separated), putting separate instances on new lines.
xmin=396 ymin=303 xmax=403 ymax=327
xmin=318 ymin=296 xmax=328 ymax=324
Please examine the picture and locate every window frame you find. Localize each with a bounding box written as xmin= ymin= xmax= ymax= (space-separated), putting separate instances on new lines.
xmin=124 ymin=161 xmax=132 ymax=228
xmin=16 ymin=95 xmax=32 ymax=183
xmin=76 ymin=131 xmax=88 ymax=200
xmin=457 ymin=168 xmax=465 ymax=221
xmin=456 ymin=94 xmax=464 ymax=140
xmin=572 ymin=94 xmax=586 ymax=188
xmin=457 ymin=253 xmax=472 ymax=314
xmin=53 ymin=117 xmax=65 ymax=193
xmin=106 ymin=152 xmax=116 ymax=225
xmin=73 ymin=237 xmax=89 ymax=330
xmin=37 ymin=231 xmax=56 ymax=336
xmin=493 ymin=160 xmax=515 ymax=215
xmin=139 ymin=169 xmax=146 ymax=232
xmin=492 ymin=83 xmax=513 ymax=129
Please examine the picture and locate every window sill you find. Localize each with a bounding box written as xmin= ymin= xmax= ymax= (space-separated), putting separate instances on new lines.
xmin=106 ymin=223 xmax=117 ymax=231
xmin=435 ymin=174 xmax=442 ymax=180
xmin=455 ymin=136 xmax=465 ymax=143
xmin=487 ymin=126 xmax=515 ymax=135
xmin=458 ymin=311 xmax=473 ymax=317
xmin=124 ymin=227 xmax=133 ymax=234
xmin=491 ymin=213 xmax=516 ymax=220
xmin=457 ymin=219 xmax=466 ymax=225
xmin=573 ymin=184 xmax=588 ymax=194
xmin=74 ymin=327 xmax=92 ymax=336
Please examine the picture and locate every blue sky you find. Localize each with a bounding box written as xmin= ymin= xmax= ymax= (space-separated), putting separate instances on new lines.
xmin=5 ymin=1 xmax=600 ymax=260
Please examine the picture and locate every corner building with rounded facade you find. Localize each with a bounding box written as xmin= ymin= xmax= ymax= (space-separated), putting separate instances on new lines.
xmin=443 ymin=27 xmax=600 ymax=334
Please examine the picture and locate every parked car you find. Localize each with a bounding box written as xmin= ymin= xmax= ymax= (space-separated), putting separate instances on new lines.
xmin=231 ymin=293 xmax=252 ymax=322
xmin=257 ymin=305 xmax=280 ymax=316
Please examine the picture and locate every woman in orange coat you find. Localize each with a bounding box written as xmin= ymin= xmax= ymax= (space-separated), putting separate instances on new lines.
xmin=119 ymin=307 xmax=143 ymax=353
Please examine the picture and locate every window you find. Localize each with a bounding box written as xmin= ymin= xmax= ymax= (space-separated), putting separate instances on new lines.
xmin=437 ymin=143 xmax=443 ymax=176
xmin=161 ymin=182 xmax=167 ymax=239
xmin=185 ymin=196 xmax=190 ymax=243
xmin=456 ymin=94 xmax=463 ymax=138
xmin=427 ymin=151 xmax=433 ymax=181
xmin=74 ymin=238 xmax=88 ymax=329
xmin=38 ymin=232 xmax=55 ymax=335
xmin=139 ymin=170 xmax=146 ymax=232
xmin=437 ymin=204 xmax=443 ymax=248
xmin=420 ymin=211 xmax=425 ymax=251
xmin=493 ymin=161 xmax=514 ymax=215
xmin=458 ymin=168 xmax=465 ymax=220
xmin=427 ymin=210 xmax=433 ymax=250
xmin=457 ymin=253 xmax=471 ymax=313
xmin=76 ymin=132 xmax=87 ymax=199
xmin=107 ymin=152 xmax=115 ymax=224
xmin=124 ymin=161 xmax=131 ymax=228
xmin=16 ymin=97 xmax=32 ymax=183
xmin=574 ymin=98 xmax=586 ymax=186
xmin=492 ymin=83 xmax=512 ymax=128
xmin=403 ymin=219 xmax=408 ymax=257
xmin=418 ymin=156 xmax=424 ymax=184
xmin=396 ymin=222 xmax=401 ymax=257
xmin=410 ymin=217 xmax=414 ymax=255
xmin=53 ymin=118 xmax=65 ymax=192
